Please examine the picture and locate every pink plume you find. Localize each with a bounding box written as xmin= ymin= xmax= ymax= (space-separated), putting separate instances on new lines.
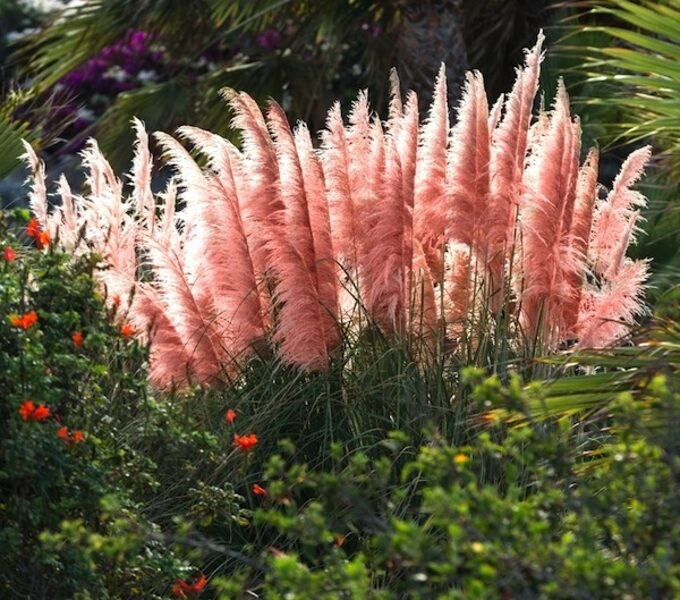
xmin=52 ymin=175 xmax=80 ymax=251
xmin=488 ymin=94 xmax=504 ymax=133
xmin=589 ymin=145 xmax=651 ymax=276
xmin=444 ymin=243 xmax=472 ymax=338
xmin=414 ymin=64 xmax=449 ymax=274
xmin=267 ymin=102 xmax=335 ymax=370
xmin=321 ymin=102 xmax=359 ymax=269
xmin=129 ymin=282 xmax=194 ymax=389
xmin=487 ymin=32 xmax=544 ymax=291
xmin=576 ymin=259 xmax=648 ymax=349
xmin=145 ymin=236 xmax=224 ymax=384
xmin=178 ymin=125 xmax=269 ymax=345
xmin=562 ymin=148 xmax=599 ymax=333
xmin=447 ymin=72 xmax=491 ymax=259
xmin=395 ymin=92 xmax=419 ymax=306
xmin=408 ymin=238 xmax=438 ymax=337
xmin=294 ymin=123 xmax=339 ymax=344
xmin=362 ymin=127 xmax=407 ymax=333
xmin=387 ymin=69 xmax=404 ymax=135
xmin=224 ymin=89 xmax=282 ymax=279
xmin=520 ymin=81 xmax=581 ymax=344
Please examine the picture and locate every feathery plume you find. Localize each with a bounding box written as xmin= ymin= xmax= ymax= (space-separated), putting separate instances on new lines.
xmin=576 ymin=259 xmax=648 ymax=349
xmin=562 ymin=148 xmax=599 ymax=333
xmin=447 ymin=72 xmax=491 ymax=258
xmin=56 ymin=175 xmax=79 ymax=250
xmin=414 ymin=64 xmax=449 ymax=274
xmin=395 ymin=92 xmax=419 ymax=307
xmin=267 ymin=102 xmax=335 ymax=369
xmin=130 ymin=118 xmax=155 ymax=233
xmin=362 ymin=130 xmax=407 ymax=333
xmin=294 ymin=123 xmax=339 ymax=340
xmin=487 ymin=31 xmax=545 ymax=293
xmin=177 ymin=125 xmax=268 ymax=351
xmin=224 ymin=89 xmax=282 ymax=278
xmin=589 ymin=145 xmax=651 ymax=276
xmin=520 ymin=81 xmax=580 ymax=344
xmin=444 ymin=243 xmax=472 ymax=338
xmin=129 ymin=282 xmax=194 ymax=389
xmin=21 ymin=141 xmax=49 ymax=228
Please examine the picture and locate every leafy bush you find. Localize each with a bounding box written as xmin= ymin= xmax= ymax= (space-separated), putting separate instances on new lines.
xmin=0 ymin=210 xmax=188 ymax=598
xmin=214 ymin=375 xmax=680 ymax=599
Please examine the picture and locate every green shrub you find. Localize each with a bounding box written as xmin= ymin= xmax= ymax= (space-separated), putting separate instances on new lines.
xmin=0 ymin=210 xmax=188 ymax=598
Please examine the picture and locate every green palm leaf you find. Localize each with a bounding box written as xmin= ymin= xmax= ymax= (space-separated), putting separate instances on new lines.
xmin=564 ymin=0 xmax=680 ymax=171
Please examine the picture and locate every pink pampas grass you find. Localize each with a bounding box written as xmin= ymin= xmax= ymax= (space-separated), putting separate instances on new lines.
xmin=22 ymin=32 xmax=653 ymax=384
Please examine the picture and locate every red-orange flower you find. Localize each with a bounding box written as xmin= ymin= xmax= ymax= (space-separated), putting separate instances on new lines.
xmin=3 ymin=246 xmax=17 ymax=262
xmin=26 ymin=218 xmax=41 ymax=238
xmin=72 ymin=331 xmax=84 ymax=347
xmin=19 ymin=400 xmax=36 ymax=421
xmin=233 ymin=433 xmax=258 ymax=453
xmin=251 ymin=483 xmax=268 ymax=496
xmin=225 ymin=409 xmax=236 ymax=424
xmin=119 ymin=322 xmax=134 ymax=339
xmin=36 ymin=230 xmax=50 ymax=249
xmin=191 ymin=575 xmax=207 ymax=593
xmin=18 ymin=400 xmax=50 ymax=422
xmin=171 ymin=581 xmax=192 ymax=598
xmin=26 ymin=218 xmax=50 ymax=249
xmin=171 ymin=574 xmax=207 ymax=597
xmin=112 ymin=295 xmax=121 ymax=307
xmin=32 ymin=404 xmax=51 ymax=421
xmin=57 ymin=426 xmax=86 ymax=445
xmin=10 ymin=310 xmax=38 ymax=330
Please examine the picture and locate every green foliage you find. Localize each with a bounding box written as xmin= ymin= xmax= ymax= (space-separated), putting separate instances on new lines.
xmin=0 ymin=211 xmax=187 ymax=598
xmin=568 ymin=0 xmax=680 ymax=169
xmin=217 ymin=380 xmax=680 ymax=599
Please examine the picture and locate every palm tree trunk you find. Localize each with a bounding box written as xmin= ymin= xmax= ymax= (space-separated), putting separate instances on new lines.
xmin=393 ymin=0 xmax=468 ymax=110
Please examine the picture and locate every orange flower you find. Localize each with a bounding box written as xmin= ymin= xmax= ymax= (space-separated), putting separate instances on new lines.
xmin=3 ymin=246 xmax=17 ymax=262
xmin=32 ymin=404 xmax=51 ymax=421
xmin=171 ymin=574 xmax=207 ymax=597
xmin=225 ymin=409 xmax=236 ymax=424
xmin=19 ymin=400 xmax=36 ymax=421
xmin=72 ymin=331 xmax=84 ymax=347
xmin=57 ymin=426 xmax=86 ymax=445
xmin=119 ymin=322 xmax=134 ymax=339
xmin=10 ymin=310 xmax=38 ymax=330
xmin=18 ymin=400 xmax=50 ymax=422
xmin=112 ymin=295 xmax=121 ymax=307
xmin=36 ymin=230 xmax=50 ymax=250
xmin=171 ymin=581 xmax=192 ymax=598
xmin=26 ymin=218 xmax=50 ymax=249
xmin=191 ymin=575 xmax=207 ymax=593
xmin=251 ymin=483 xmax=268 ymax=496
xmin=233 ymin=433 xmax=258 ymax=453
xmin=26 ymin=218 xmax=41 ymax=238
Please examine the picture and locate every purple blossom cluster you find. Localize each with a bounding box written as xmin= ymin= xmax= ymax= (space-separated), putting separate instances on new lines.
xmin=51 ymin=29 xmax=166 ymax=152
xmin=60 ymin=30 xmax=163 ymax=94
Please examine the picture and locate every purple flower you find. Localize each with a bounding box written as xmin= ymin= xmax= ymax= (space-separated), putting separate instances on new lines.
xmin=255 ymin=28 xmax=281 ymax=51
